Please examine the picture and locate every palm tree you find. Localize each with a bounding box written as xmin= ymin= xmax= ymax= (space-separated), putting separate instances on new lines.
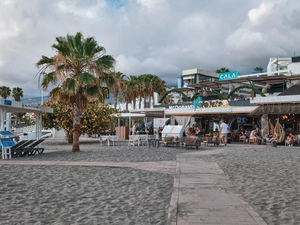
xmin=254 ymin=67 xmax=263 ymax=73
xmin=123 ymin=75 xmax=139 ymax=110
xmin=109 ymin=71 xmax=127 ymax=111
xmin=216 ymin=67 xmax=230 ymax=73
xmin=36 ymin=32 xmax=115 ymax=152
xmin=139 ymin=74 xmax=166 ymax=108
xmin=0 ymin=86 xmax=11 ymax=99
xmin=12 ymin=87 xmax=23 ymax=101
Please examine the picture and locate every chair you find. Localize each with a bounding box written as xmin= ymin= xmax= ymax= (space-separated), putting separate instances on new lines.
xmin=128 ymin=135 xmax=139 ymax=146
xmin=109 ymin=136 xmax=119 ymax=146
xmin=239 ymin=136 xmax=246 ymax=142
xmin=182 ymin=136 xmax=201 ymax=149
xmin=11 ymin=140 xmax=33 ymax=157
xmin=273 ymin=119 xmax=285 ymax=144
xmin=249 ymin=137 xmax=255 ymax=144
xmin=139 ymin=135 xmax=148 ymax=146
xmin=160 ymin=136 xmax=174 ymax=147
xmin=19 ymin=138 xmax=46 ymax=156
xmin=206 ymin=136 xmax=220 ymax=146
xmin=99 ymin=136 xmax=108 ymax=146
xmin=1 ymin=138 xmax=15 ymax=159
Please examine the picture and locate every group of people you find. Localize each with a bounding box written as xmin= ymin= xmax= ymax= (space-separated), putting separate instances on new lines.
xmin=184 ymin=119 xmax=230 ymax=146
xmin=240 ymin=126 xmax=295 ymax=146
xmin=185 ymin=125 xmax=204 ymax=138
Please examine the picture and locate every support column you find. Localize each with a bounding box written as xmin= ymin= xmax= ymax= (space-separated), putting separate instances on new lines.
xmin=6 ymin=113 xmax=11 ymax=132
xmin=261 ymin=114 xmax=269 ymax=138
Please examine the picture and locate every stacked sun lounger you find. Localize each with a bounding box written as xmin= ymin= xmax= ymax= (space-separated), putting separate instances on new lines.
xmin=1 ymin=137 xmax=46 ymax=159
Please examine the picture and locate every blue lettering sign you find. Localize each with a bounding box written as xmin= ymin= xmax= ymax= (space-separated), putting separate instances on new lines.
xmin=218 ymin=71 xmax=239 ymax=81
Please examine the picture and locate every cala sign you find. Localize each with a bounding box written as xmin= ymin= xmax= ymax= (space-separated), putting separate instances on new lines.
xmin=218 ymin=71 xmax=239 ymax=81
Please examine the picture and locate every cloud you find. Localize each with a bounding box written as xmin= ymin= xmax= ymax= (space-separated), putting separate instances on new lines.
xmin=0 ymin=0 xmax=300 ymax=97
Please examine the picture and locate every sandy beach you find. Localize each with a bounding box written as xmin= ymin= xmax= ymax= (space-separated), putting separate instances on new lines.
xmin=196 ymin=145 xmax=300 ymax=225
xmin=0 ymin=138 xmax=182 ymax=225
xmin=1 ymin=138 xmax=300 ymax=224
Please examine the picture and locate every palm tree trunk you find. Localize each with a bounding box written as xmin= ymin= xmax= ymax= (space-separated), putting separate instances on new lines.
xmin=113 ymin=94 xmax=118 ymax=111
xmin=139 ymin=97 xmax=142 ymax=109
xmin=149 ymin=96 xmax=152 ymax=107
xmin=72 ymin=104 xmax=81 ymax=152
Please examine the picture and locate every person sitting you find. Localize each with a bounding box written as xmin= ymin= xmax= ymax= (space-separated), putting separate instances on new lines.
xmin=194 ymin=126 xmax=203 ymax=138
xmin=185 ymin=127 xmax=194 ymax=136
xmin=285 ymin=133 xmax=294 ymax=146
xmin=249 ymin=128 xmax=259 ymax=144
xmin=13 ymin=136 xmax=20 ymax=144
xmin=269 ymin=132 xmax=279 ymax=143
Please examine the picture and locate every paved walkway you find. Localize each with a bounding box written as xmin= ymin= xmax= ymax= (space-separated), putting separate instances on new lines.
xmin=0 ymin=146 xmax=267 ymax=225
xmin=168 ymin=149 xmax=267 ymax=225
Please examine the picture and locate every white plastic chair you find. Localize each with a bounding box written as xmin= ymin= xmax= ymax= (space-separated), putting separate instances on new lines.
xmin=99 ymin=136 xmax=108 ymax=146
xmin=139 ymin=135 xmax=148 ymax=146
xmin=128 ymin=135 xmax=139 ymax=146
xmin=109 ymin=136 xmax=119 ymax=146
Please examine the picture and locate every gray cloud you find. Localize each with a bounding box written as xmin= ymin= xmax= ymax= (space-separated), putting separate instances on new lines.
xmin=0 ymin=0 xmax=299 ymax=97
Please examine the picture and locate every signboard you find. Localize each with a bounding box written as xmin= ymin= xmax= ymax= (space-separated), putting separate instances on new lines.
xmin=4 ymin=100 xmax=12 ymax=106
xmin=218 ymin=71 xmax=239 ymax=81
xmin=195 ymin=108 xmax=232 ymax=113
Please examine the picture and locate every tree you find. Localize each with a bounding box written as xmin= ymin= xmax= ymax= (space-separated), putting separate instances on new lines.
xmin=122 ymin=74 xmax=166 ymax=110
xmin=42 ymin=100 xmax=116 ymax=142
xmin=254 ymin=67 xmax=263 ymax=73
xmin=36 ymin=32 xmax=115 ymax=152
xmin=123 ymin=75 xmax=139 ymax=110
xmin=0 ymin=86 xmax=11 ymax=99
xmin=216 ymin=67 xmax=230 ymax=73
xmin=12 ymin=87 xmax=23 ymax=101
xmin=108 ymin=71 xmax=127 ymax=111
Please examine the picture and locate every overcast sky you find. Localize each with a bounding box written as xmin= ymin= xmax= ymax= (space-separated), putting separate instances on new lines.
xmin=1 ymin=0 xmax=299 ymax=98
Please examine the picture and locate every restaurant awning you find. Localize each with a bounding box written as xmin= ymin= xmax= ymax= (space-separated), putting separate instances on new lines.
xmin=249 ymin=103 xmax=300 ymax=115
xmin=129 ymin=108 xmax=166 ymax=118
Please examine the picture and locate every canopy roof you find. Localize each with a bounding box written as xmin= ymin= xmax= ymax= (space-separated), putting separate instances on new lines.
xmin=129 ymin=108 xmax=165 ymax=118
xmin=189 ymin=74 xmax=300 ymax=91
xmin=249 ymin=103 xmax=300 ymax=115
xmin=0 ymin=98 xmax=53 ymax=113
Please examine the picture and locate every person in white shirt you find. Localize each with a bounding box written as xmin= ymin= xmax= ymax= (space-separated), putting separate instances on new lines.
xmin=219 ymin=120 xmax=229 ymax=146
xmin=132 ymin=122 xmax=139 ymax=135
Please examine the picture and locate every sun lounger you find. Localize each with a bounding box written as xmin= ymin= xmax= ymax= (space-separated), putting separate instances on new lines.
xmin=11 ymin=140 xmax=30 ymax=157
xmin=19 ymin=139 xmax=46 ymax=156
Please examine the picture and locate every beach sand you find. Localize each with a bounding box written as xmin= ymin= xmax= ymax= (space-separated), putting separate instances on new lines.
xmin=196 ymin=145 xmax=300 ymax=225
xmin=1 ymin=138 xmax=300 ymax=224
xmin=0 ymin=138 xmax=187 ymax=225
xmin=0 ymin=165 xmax=173 ymax=225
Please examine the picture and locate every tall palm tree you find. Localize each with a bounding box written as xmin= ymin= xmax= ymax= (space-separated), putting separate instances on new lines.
xmin=36 ymin=32 xmax=115 ymax=152
xmin=108 ymin=71 xmax=127 ymax=111
xmin=139 ymin=74 xmax=166 ymax=108
xmin=216 ymin=67 xmax=230 ymax=73
xmin=123 ymin=75 xmax=139 ymax=110
xmin=0 ymin=86 xmax=11 ymax=99
xmin=12 ymin=87 xmax=23 ymax=101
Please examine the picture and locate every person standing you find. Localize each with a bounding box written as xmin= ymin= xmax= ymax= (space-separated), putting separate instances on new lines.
xmin=219 ymin=120 xmax=229 ymax=146
xmin=132 ymin=122 xmax=138 ymax=135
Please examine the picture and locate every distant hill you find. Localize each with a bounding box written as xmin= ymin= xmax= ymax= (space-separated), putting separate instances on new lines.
xmin=21 ymin=96 xmax=49 ymax=104
xmin=21 ymin=95 xmax=113 ymax=104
